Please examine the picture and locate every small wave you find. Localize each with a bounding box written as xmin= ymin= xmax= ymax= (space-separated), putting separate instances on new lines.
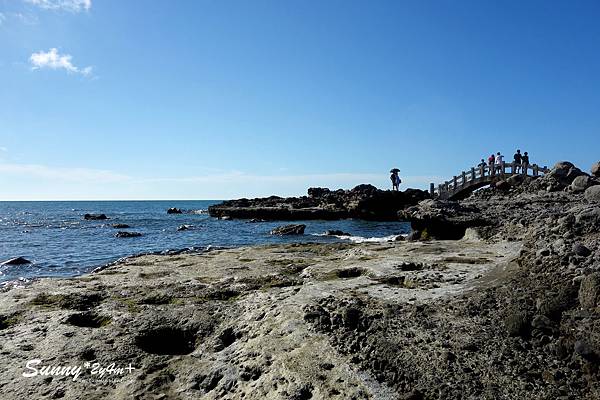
xmin=312 ymin=233 xmax=406 ymax=243
xmin=188 ymin=209 xmax=207 ymax=215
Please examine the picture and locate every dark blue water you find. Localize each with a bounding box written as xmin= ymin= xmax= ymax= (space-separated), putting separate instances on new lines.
xmin=0 ymin=201 xmax=410 ymax=284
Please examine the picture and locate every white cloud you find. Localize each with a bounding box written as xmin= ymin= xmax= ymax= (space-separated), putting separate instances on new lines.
xmin=0 ymin=13 xmax=6 ymax=25
xmin=0 ymin=163 xmax=130 ymax=183
xmin=25 ymin=0 xmax=91 ymax=12
xmin=30 ymin=48 xmax=93 ymax=76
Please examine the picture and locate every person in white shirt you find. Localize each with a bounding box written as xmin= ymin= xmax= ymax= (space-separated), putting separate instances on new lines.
xmin=495 ymin=152 xmax=504 ymax=173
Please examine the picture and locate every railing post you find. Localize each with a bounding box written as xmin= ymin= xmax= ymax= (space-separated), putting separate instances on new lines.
xmin=430 ymin=183 xmax=434 ymax=197
xmin=438 ymin=184 xmax=443 ymax=196
xmin=471 ymin=167 xmax=476 ymax=181
xmin=491 ymin=164 xmax=495 ymax=176
xmin=510 ymin=162 xmax=515 ymax=174
xmin=480 ymin=164 xmax=485 ymax=178
xmin=453 ymin=176 xmax=458 ymax=190
xmin=533 ymin=164 xmax=539 ymax=176
xmin=462 ymin=171 xmax=466 ymax=186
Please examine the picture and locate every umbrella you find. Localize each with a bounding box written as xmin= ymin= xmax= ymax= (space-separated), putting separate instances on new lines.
xmin=390 ymin=168 xmax=400 ymax=173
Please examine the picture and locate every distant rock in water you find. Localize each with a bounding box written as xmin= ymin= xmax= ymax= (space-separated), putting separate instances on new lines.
xmin=324 ymin=230 xmax=351 ymax=237
xmin=1 ymin=257 xmax=32 ymax=266
xmin=208 ymin=184 xmax=429 ymax=221
xmin=115 ymin=231 xmax=142 ymax=238
xmin=84 ymin=214 xmax=108 ymax=220
xmin=112 ymin=224 xmax=130 ymax=229
xmin=270 ymin=224 xmax=306 ymax=235
xmin=177 ymin=225 xmax=192 ymax=231
xmin=167 ymin=208 xmax=183 ymax=214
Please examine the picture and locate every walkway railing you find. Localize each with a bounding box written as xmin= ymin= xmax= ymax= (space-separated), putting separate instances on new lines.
xmin=430 ymin=162 xmax=549 ymax=199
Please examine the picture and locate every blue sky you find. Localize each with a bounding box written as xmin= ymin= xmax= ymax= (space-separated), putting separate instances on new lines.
xmin=1 ymin=0 xmax=599 ymax=200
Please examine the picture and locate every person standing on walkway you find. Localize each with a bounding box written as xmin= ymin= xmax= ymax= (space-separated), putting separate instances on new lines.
xmin=514 ymin=149 xmax=522 ymax=173
xmin=522 ymin=152 xmax=530 ymax=174
xmin=488 ymin=154 xmax=495 ymax=175
xmin=495 ymin=152 xmax=504 ymax=174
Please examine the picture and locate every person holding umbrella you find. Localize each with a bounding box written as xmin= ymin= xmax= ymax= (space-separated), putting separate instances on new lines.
xmin=390 ymin=168 xmax=401 ymax=191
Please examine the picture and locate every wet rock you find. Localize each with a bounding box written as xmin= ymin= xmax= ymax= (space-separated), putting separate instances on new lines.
xmin=84 ymin=213 xmax=108 ymax=220
xmin=406 ymin=230 xmax=421 ymax=241
xmin=112 ymin=224 xmax=130 ymax=229
xmin=1 ymin=257 xmax=32 ymax=266
xmin=177 ymin=225 xmax=192 ymax=231
xmin=115 ymin=231 xmax=142 ymax=238
xmin=270 ymin=224 xmax=306 ymax=235
xmin=584 ymin=185 xmax=600 ymax=203
xmin=324 ymin=230 xmax=351 ymax=236
xmin=167 ymin=208 xmax=183 ymax=214
xmin=579 ymin=272 xmax=600 ymax=309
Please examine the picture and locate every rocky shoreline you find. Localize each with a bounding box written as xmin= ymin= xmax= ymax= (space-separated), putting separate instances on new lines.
xmin=208 ymin=185 xmax=429 ymax=221
xmin=0 ymin=161 xmax=599 ymax=399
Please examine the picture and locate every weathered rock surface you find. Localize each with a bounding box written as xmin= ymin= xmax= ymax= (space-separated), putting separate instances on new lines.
xmin=270 ymin=224 xmax=306 ymax=235
xmin=208 ymin=185 xmax=429 ymax=221
xmin=585 ymin=185 xmax=600 ymax=203
xmin=0 ymin=241 xmax=522 ymax=399
xmin=167 ymin=208 xmax=183 ymax=214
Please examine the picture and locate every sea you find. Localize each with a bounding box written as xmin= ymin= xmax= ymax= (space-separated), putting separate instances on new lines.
xmin=0 ymin=201 xmax=410 ymax=284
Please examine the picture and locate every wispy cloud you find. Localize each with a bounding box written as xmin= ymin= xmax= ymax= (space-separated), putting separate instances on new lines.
xmin=30 ymin=48 xmax=93 ymax=76
xmin=25 ymin=0 xmax=91 ymax=12
xmin=0 ymin=163 xmax=130 ymax=183
xmin=0 ymin=13 xmax=5 ymax=25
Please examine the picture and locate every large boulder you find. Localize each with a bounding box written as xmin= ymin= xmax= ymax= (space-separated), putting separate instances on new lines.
xmin=579 ymin=273 xmax=600 ymax=309
xmin=571 ymin=175 xmax=593 ymax=193
xmin=584 ymin=186 xmax=600 ymax=203
xmin=167 ymin=208 xmax=183 ymax=214
xmin=270 ymin=224 xmax=306 ymax=235
xmin=547 ymin=161 xmax=585 ymax=187
xmin=591 ymin=161 xmax=600 ymax=177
